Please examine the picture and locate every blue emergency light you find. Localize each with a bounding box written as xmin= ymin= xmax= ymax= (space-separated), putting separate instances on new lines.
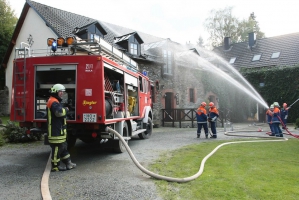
xmin=51 ymin=40 xmax=57 ymax=52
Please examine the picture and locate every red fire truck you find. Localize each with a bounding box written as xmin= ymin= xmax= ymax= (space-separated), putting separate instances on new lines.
xmin=10 ymin=37 xmax=153 ymax=152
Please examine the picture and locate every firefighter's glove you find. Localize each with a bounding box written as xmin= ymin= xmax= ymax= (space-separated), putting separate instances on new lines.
xmin=208 ymin=117 xmax=212 ymax=122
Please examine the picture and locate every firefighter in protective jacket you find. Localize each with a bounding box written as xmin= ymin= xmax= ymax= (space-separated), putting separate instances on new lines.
xmin=196 ymin=102 xmax=209 ymax=138
xmin=47 ymin=83 xmax=76 ymax=172
xmin=208 ymin=102 xmax=219 ymax=138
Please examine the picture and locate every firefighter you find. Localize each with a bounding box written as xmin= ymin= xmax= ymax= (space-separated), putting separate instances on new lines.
xmin=47 ymin=83 xmax=76 ymax=172
xmin=208 ymin=102 xmax=219 ymax=138
xmin=196 ymin=102 xmax=208 ymax=138
xmin=271 ymin=102 xmax=283 ymax=137
xmin=266 ymin=104 xmax=275 ymax=136
xmin=280 ymin=103 xmax=289 ymax=129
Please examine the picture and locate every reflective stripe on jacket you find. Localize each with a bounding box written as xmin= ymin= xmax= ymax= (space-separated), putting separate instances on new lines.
xmin=47 ymin=96 xmax=67 ymax=144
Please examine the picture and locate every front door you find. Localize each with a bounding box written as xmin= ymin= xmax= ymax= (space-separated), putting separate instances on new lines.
xmin=164 ymin=92 xmax=173 ymax=121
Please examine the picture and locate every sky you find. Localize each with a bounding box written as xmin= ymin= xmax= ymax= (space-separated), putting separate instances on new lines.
xmin=7 ymin=0 xmax=299 ymax=45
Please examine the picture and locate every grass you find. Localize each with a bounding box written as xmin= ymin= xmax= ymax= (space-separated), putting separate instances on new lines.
xmin=149 ymin=139 xmax=299 ymax=200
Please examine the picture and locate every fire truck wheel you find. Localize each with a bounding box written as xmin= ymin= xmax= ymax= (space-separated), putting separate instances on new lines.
xmin=113 ymin=121 xmax=128 ymax=153
xmin=138 ymin=117 xmax=153 ymax=139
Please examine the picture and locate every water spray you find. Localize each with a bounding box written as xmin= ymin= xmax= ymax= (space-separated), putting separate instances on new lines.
xmin=288 ymin=98 xmax=299 ymax=108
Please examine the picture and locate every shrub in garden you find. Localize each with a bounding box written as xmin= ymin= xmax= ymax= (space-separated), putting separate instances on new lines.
xmin=2 ymin=120 xmax=42 ymax=143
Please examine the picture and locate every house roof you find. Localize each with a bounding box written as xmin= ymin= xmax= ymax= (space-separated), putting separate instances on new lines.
xmin=2 ymin=0 xmax=164 ymax=67
xmin=213 ymin=32 xmax=299 ymax=69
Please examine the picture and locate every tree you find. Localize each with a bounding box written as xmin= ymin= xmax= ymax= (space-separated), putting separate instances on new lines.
xmin=204 ymin=7 xmax=265 ymax=47
xmin=197 ymin=35 xmax=204 ymax=47
xmin=237 ymin=12 xmax=265 ymax=42
xmin=0 ymin=0 xmax=18 ymax=89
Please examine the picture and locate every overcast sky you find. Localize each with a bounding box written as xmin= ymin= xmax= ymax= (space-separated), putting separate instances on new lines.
xmin=7 ymin=0 xmax=299 ymax=45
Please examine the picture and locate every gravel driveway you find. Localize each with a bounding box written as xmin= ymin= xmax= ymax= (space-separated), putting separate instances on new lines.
xmin=0 ymin=124 xmax=295 ymax=200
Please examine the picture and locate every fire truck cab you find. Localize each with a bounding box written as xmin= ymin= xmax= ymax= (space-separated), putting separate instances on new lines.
xmin=10 ymin=37 xmax=153 ymax=152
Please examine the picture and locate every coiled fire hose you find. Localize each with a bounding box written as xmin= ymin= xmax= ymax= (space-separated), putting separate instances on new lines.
xmin=105 ymin=127 xmax=288 ymax=183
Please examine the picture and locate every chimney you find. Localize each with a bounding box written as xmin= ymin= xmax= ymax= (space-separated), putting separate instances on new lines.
xmin=248 ymin=32 xmax=256 ymax=48
xmin=224 ymin=37 xmax=231 ymax=50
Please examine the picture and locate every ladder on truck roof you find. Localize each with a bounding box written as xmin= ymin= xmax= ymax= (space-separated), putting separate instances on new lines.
xmin=12 ymin=42 xmax=31 ymax=122
xmin=71 ymin=37 xmax=139 ymax=72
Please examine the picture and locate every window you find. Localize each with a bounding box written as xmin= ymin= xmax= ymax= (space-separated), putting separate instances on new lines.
xmin=229 ymin=57 xmax=236 ymax=64
xmin=189 ymin=88 xmax=194 ymax=103
xmin=91 ymin=34 xmax=100 ymax=42
xmin=130 ymin=43 xmax=138 ymax=55
xmin=271 ymin=52 xmax=280 ymax=59
xmin=252 ymin=54 xmax=261 ymax=61
xmin=163 ymin=50 xmax=172 ymax=74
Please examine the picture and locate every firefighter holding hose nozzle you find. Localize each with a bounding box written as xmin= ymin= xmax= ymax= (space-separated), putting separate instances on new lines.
xmin=271 ymin=102 xmax=283 ymax=137
xmin=47 ymin=84 xmax=76 ymax=172
xmin=280 ymin=103 xmax=289 ymax=129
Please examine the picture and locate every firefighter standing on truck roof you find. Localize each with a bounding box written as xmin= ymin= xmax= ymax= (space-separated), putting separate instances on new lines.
xmin=208 ymin=102 xmax=219 ymax=138
xmin=47 ymin=84 xmax=76 ymax=172
xmin=196 ymin=102 xmax=209 ymax=139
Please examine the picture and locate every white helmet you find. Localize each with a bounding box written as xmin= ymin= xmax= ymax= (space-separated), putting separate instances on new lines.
xmin=50 ymin=84 xmax=66 ymax=93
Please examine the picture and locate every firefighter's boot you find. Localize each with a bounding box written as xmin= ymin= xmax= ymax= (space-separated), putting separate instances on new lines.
xmin=51 ymin=163 xmax=66 ymax=172
xmin=63 ymin=159 xmax=76 ymax=170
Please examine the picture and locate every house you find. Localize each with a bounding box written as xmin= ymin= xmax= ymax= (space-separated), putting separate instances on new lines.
xmin=2 ymin=0 xmax=219 ymax=126
xmin=213 ymin=32 xmax=299 ymax=69
xmin=213 ymin=32 xmax=299 ymax=122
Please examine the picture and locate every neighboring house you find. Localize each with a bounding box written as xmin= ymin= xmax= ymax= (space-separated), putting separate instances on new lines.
xmin=213 ymin=32 xmax=299 ymax=69
xmin=2 ymin=0 xmax=218 ymax=126
xmin=213 ymin=32 xmax=299 ymax=122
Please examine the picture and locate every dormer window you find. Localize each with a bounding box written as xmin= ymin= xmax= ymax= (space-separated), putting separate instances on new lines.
xmin=130 ymin=43 xmax=138 ymax=55
xmin=73 ymin=22 xmax=107 ymax=41
xmin=114 ymin=32 xmax=144 ymax=56
xmin=91 ymin=34 xmax=100 ymax=42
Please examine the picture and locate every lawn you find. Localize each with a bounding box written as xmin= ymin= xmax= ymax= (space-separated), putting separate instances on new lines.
xmin=149 ymin=138 xmax=299 ymax=200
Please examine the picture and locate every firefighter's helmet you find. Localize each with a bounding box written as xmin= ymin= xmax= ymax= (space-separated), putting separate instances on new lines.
xmin=209 ymin=102 xmax=214 ymax=107
xmin=270 ymin=104 xmax=274 ymax=109
xmin=201 ymin=102 xmax=207 ymax=107
xmin=273 ymin=102 xmax=280 ymax=107
xmin=51 ymin=84 xmax=66 ymax=93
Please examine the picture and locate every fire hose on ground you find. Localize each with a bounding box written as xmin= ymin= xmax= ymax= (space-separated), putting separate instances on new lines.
xmin=105 ymin=127 xmax=288 ymax=183
xmin=42 ymin=126 xmax=291 ymax=199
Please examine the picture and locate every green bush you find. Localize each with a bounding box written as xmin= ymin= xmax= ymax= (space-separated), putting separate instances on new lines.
xmin=0 ymin=130 xmax=5 ymax=146
xmin=2 ymin=120 xmax=42 ymax=143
